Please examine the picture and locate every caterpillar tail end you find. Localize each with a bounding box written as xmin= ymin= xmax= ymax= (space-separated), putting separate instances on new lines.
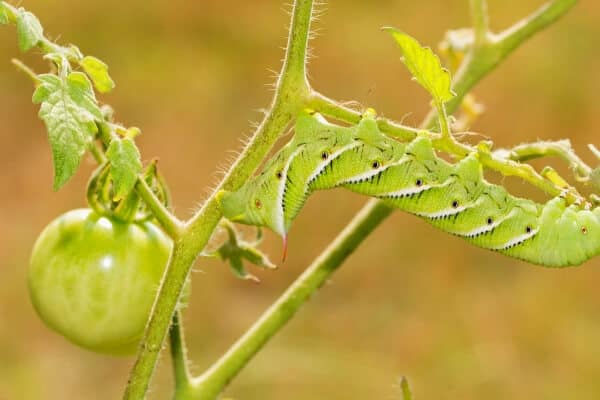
xmin=282 ymin=235 xmax=288 ymax=263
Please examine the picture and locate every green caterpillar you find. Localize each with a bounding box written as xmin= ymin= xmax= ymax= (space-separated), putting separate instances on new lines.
xmin=219 ymin=113 xmax=600 ymax=267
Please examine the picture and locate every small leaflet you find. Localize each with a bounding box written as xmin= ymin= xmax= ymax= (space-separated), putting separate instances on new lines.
xmin=399 ymin=376 xmax=412 ymax=400
xmin=0 ymin=4 xmax=8 ymax=25
xmin=32 ymin=72 xmax=103 ymax=190
xmin=15 ymin=8 xmax=44 ymax=52
xmin=80 ymin=56 xmax=115 ymax=94
xmin=384 ymin=28 xmax=455 ymax=103
xmin=106 ymin=137 xmax=142 ymax=201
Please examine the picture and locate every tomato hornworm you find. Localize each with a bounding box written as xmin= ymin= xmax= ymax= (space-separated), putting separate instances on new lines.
xmin=219 ymin=113 xmax=599 ymax=267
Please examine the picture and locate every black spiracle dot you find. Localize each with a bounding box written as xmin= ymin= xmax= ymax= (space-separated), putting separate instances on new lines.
xmin=415 ymin=179 xmax=423 ymax=187
xmin=276 ymin=171 xmax=283 ymax=179
xmin=321 ymin=151 xmax=329 ymax=160
xmin=582 ymin=226 xmax=588 ymax=234
xmin=525 ymin=226 xmax=532 ymax=233
xmin=372 ymin=160 xmax=381 ymax=169
xmin=487 ymin=217 xmax=493 ymax=225
xmin=452 ymin=200 xmax=459 ymax=208
xmin=254 ymin=199 xmax=262 ymax=209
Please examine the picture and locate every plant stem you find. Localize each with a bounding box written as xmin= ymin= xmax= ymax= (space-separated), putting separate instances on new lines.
xmin=135 ymin=178 xmax=184 ymax=239
xmin=496 ymin=0 xmax=578 ymax=53
xmin=499 ymin=140 xmax=592 ymax=180
xmin=122 ymin=0 xmax=314 ymax=398
xmin=169 ymin=311 xmax=194 ymax=399
xmin=11 ymin=58 xmax=39 ymax=84
xmin=470 ymin=0 xmax=490 ymax=46
xmin=192 ymin=200 xmax=393 ymax=398
xmin=89 ymin=143 xmax=107 ymax=164
xmin=307 ymin=92 xmax=420 ymax=141
xmin=476 ymin=146 xmax=583 ymax=203
xmin=190 ymin=0 xmax=579 ymax=397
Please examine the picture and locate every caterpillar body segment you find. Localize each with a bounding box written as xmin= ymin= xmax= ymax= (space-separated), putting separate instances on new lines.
xmin=219 ymin=113 xmax=600 ymax=267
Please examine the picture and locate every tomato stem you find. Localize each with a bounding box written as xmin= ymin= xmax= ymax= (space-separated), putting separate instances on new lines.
xmin=169 ymin=311 xmax=194 ymax=399
xmin=122 ymin=0 xmax=314 ymax=398
xmin=188 ymin=0 xmax=580 ymax=398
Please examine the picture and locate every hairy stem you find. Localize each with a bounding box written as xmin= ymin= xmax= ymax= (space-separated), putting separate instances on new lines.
xmin=499 ymin=140 xmax=592 ymax=180
xmin=190 ymin=0 xmax=579 ymax=397
xmin=307 ymin=92 xmax=420 ymax=140
xmin=135 ymin=178 xmax=184 ymax=238
xmin=169 ymin=312 xmax=194 ymax=399
xmin=123 ymin=0 xmax=314 ymax=398
xmin=192 ymin=201 xmax=393 ymax=398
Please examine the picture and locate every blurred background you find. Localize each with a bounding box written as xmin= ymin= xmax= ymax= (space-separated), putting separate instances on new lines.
xmin=1 ymin=0 xmax=600 ymax=399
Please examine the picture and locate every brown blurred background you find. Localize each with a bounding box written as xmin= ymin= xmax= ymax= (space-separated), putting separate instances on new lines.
xmin=1 ymin=0 xmax=600 ymax=399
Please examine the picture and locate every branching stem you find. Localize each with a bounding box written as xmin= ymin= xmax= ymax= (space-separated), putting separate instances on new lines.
xmin=123 ymin=1 xmax=314 ymax=398
xmin=499 ymin=140 xmax=592 ymax=181
xmin=1 ymin=0 xmax=582 ymax=398
xmin=169 ymin=312 xmax=194 ymax=399
xmin=135 ymin=178 xmax=184 ymax=239
xmin=188 ymin=0 xmax=580 ymax=398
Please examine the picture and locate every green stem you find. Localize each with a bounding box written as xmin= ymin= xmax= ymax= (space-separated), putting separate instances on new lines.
xmin=122 ymin=1 xmax=314 ymax=398
xmin=306 ymin=92 xmax=420 ymax=141
xmin=469 ymin=0 xmax=490 ymax=46
xmin=495 ymin=0 xmax=578 ymax=53
xmin=192 ymin=200 xmax=393 ymax=398
xmin=169 ymin=311 xmax=194 ymax=399
xmin=190 ymin=0 xmax=579 ymax=397
xmin=89 ymin=143 xmax=107 ymax=164
xmin=11 ymin=58 xmax=39 ymax=84
xmin=135 ymin=177 xmax=184 ymax=239
xmin=500 ymin=140 xmax=592 ymax=180
xmin=477 ymin=146 xmax=583 ymax=203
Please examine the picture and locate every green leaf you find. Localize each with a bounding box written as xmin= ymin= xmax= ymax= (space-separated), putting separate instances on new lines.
xmin=384 ymin=28 xmax=455 ymax=103
xmin=106 ymin=137 xmax=142 ymax=201
xmin=399 ymin=377 xmax=412 ymax=400
xmin=33 ymin=72 xmax=103 ymax=190
xmin=15 ymin=8 xmax=44 ymax=52
xmin=80 ymin=56 xmax=115 ymax=93
xmin=0 ymin=5 xmax=8 ymax=25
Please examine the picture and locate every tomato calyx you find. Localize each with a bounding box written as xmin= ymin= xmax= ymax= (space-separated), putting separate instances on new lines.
xmin=87 ymin=160 xmax=170 ymax=224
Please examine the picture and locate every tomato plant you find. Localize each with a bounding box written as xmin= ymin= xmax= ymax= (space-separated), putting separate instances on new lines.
xmin=28 ymin=208 xmax=172 ymax=355
xmin=1 ymin=0 xmax=589 ymax=399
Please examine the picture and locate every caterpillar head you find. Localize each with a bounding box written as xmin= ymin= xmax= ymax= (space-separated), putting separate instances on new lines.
xmin=218 ymin=175 xmax=284 ymax=236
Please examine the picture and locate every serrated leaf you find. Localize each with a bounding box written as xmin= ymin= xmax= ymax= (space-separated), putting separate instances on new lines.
xmin=106 ymin=137 xmax=142 ymax=201
xmin=80 ymin=56 xmax=115 ymax=93
xmin=33 ymin=72 xmax=103 ymax=190
xmin=384 ymin=28 xmax=455 ymax=103
xmin=15 ymin=8 xmax=43 ymax=52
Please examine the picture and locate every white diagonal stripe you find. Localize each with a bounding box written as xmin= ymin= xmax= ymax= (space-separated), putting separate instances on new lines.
xmin=458 ymin=208 xmax=518 ymax=238
xmin=416 ymin=204 xmax=471 ymax=219
xmin=306 ymin=142 xmax=362 ymax=188
xmin=275 ymin=146 xmax=304 ymax=235
xmin=494 ymin=227 xmax=539 ymax=250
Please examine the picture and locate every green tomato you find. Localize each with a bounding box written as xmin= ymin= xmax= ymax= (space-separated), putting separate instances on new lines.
xmin=28 ymin=209 xmax=172 ymax=355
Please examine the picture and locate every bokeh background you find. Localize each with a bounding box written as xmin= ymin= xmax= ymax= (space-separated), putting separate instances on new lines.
xmin=1 ymin=0 xmax=600 ymax=399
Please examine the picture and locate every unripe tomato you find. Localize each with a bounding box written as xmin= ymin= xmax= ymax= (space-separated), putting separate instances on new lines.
xmin=28 ymin=209 xmax=172 ymax=355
